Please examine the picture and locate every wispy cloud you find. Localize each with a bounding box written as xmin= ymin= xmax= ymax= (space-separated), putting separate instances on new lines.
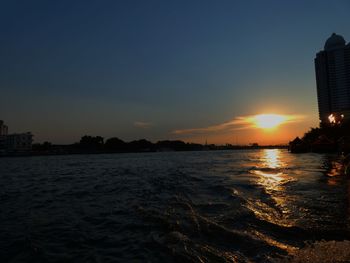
xmin=172 ymin=118 xmax=250 ymax=135
xmin=134 ymin=121 xmax=152 ymax=129
xmin=172 ymin=114 xmax=304 ymax=135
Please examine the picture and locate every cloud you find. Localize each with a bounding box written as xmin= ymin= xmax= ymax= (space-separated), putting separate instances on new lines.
xmin=172 ymin=114 xmax=304 ymax=135
xmin=172 ymin=118 xmax=250 ymax=135
xmin=134 ymin=121 xmax=152 ymax=128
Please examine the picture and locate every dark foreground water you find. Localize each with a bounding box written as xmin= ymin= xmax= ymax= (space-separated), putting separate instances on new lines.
xmin=1 ymin=149 xmax=350 ymax=262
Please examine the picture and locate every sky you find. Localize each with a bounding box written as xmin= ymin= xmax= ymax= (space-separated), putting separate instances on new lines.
xmin=1 ymin=0 xmax=350 ymax=145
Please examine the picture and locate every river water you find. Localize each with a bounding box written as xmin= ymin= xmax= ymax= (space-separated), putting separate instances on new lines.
xmin=1 ymin=149 xmax=350 ymax=262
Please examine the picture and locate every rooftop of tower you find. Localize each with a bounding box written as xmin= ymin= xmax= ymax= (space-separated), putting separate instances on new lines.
xmin=324 ymin=33 xmax=346 ymax=51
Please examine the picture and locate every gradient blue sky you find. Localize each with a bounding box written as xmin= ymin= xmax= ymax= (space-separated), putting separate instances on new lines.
xmin=1 ymin=0 xmax=349 ymax=144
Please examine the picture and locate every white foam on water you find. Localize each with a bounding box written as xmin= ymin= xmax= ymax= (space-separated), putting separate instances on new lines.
xmin=275 ymin=240 xmax=350 ymax=263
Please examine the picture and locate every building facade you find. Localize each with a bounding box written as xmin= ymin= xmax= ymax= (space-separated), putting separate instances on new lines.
xmin=6 ymin=133 xmax=33 ymax=153
xmin=0 ymin=120 xmax=8 ymax=136
xmin=0 ymin=121 xmax=33 ymax=154
xmin=0 ymin=120 xmax=8 ymax=152
xmin=315 ymin=33 xmax=350 ymax=125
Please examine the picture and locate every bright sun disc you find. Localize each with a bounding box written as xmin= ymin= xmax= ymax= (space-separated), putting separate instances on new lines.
xmin=253 ymin=114 xmax=288 ymax=129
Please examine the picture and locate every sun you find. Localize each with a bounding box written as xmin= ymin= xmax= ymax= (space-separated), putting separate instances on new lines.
xmin=253 ymin=114 xmax=288 ymax=129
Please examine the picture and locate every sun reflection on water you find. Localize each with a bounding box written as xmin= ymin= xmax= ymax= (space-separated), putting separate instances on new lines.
xmin=255 ymin=149 xmax=289 ymax=191
xmin=247 ymin=149 xmax=297 ymax=227
xmin=263 ymin=149 xmax=281 ymax=169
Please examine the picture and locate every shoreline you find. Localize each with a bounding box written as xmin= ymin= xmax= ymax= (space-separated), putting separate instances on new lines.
xmin=0 ymin=145 xmax=289 ymax=158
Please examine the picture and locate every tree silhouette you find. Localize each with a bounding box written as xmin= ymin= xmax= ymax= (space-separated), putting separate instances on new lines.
xmin=105 ymin=137 xmax=126 ymax=152
xmin=79 ymin=136 xmax=104 ymax=151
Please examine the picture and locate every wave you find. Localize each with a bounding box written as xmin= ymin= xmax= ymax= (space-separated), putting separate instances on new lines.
xmin=276 ymin=240 xmax=350 ymax=263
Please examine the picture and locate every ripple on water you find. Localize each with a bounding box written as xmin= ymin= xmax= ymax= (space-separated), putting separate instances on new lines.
xmin=0 ymin=150 xmax=349 ymax=262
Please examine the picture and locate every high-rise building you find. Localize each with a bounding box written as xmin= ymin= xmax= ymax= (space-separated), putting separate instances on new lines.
xmin=314 ymin=33 xmax=350 ymax=125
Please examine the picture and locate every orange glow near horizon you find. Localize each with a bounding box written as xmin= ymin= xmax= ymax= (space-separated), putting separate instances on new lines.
xmin=251 ymin=114 xmax=289 ymax=129
xmin=172 ymin=112 xmax=314 ymax=145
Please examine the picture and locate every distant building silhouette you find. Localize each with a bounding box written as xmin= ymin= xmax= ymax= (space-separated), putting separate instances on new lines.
xmin=0 ymin=120 xmax=8 ymax=153
xmin=6 ymin=133 xmax=33 ymax=153
xmin=0 ymin=120 xmax=8 ymax=136
xmin=315 ymin=33 xmax=350 ymax=125
xmin=0 ymin=120 xmax=33 ymax=154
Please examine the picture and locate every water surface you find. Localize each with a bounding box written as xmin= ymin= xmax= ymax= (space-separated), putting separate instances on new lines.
xmin=1 ymin=149 xmax=350 ymax=262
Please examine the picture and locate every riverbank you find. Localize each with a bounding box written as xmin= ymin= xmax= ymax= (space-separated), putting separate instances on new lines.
xmin=0 ymin=144 xmax=288 ymax=158
xmin=289 ymin=124 xmax=350 ymax=154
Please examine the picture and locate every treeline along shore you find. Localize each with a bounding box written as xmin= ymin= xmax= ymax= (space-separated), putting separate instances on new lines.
xmin=1 ymin=135 xmax=287 ymax=157
xmin=289 ymin=122 xmax=350 ymax=154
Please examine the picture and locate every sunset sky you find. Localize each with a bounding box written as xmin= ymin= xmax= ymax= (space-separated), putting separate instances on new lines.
xmin=1 ymin=0 xmax=350 ymax=145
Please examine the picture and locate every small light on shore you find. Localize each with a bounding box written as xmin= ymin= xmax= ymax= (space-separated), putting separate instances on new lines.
xmin=328 ymin=113 xmax=345 ymax=125
xmin=328 ymin=114 xmax=336 ymax=124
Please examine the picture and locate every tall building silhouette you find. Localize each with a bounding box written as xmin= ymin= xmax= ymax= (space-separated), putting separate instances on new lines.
xmin=0 ymin=120 xmax=8 ymax=136
xmin=315 ymin=33 xmax=350 ymax=124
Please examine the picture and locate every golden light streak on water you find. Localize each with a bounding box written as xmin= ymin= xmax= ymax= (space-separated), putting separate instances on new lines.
xmin=247 ymin=149 xmax=297 ymax=227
